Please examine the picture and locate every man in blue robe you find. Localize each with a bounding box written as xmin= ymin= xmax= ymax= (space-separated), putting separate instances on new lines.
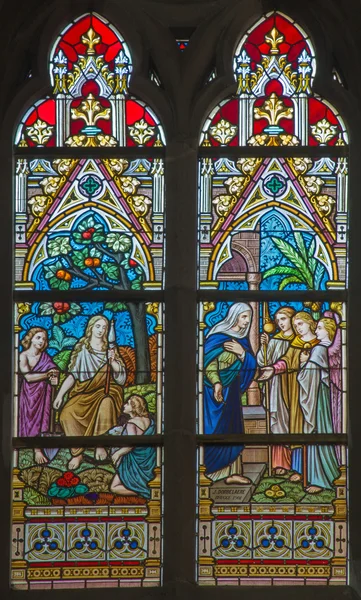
xmin=203 ymin=302 xmax=257 ymax=484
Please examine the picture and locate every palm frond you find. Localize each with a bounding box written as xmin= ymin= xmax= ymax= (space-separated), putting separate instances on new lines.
xmin=307 ymin=237 xmax=317 ymax=274
xmin=294 ymin=232 xmax=308 ymax=263
xmin=262 ymin=265 xmax=307 ymax=282
xmin=271 ymin=236 xmax=313 ymax=288
xmin=279 ymin=275 xmax=304 ymax=291
xmin=313 ymin=261 xmax=326 ymax=289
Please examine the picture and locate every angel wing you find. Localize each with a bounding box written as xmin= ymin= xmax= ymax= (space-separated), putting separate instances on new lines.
xmin=324 ymin=311 xmax=342 ymax=440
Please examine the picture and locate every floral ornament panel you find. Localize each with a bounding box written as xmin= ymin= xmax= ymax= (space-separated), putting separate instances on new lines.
xmin=198 ymin=156 xmax=348 ymax=290
xmin=14 ymin=157 xmax=165 ymax=290
xmin=14 ymin=12 xmax=165 ymax=147
xmin=13 ymin=301 xmax=164 ymax=438
xmin=200 ymin=12 xmax=347 ymax=147
xmin=197 ymin=300 xmax=347 ymax=437
xmin=11 ymin=447 xmax=163 ymax=589
xmin=197 ymin=445 xmax=347 ymax=585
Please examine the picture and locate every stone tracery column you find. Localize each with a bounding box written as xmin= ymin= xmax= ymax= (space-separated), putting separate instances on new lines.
xmin=246 ymin=272 xmax=262 ymax=406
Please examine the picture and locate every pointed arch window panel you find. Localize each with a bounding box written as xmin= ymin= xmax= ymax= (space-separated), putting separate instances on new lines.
xmin=12 ymin=13 xmax=165 ymax=590
xmin=197 ymin=12 xmax=348 ymax=587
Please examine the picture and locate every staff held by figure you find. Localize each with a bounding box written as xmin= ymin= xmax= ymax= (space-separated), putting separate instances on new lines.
xmin=105 ymin=319 xmax=116 ymax=395
xmin=261 ymin=302 xmax=275 ymax=477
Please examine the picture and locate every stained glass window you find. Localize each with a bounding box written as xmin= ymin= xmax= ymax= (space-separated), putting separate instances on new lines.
xmin=197 ymin=11 xmax=348 ymax=586
xmin=12 ymin=12 xmax=165 ymax=590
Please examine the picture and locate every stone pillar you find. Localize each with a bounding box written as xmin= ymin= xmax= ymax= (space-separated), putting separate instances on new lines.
xmin=151 ymin=157 xmax=165 ymax=244
xmin=246 ymin=272 xmax=261 ymax=405
xmin=333 ymin=157 xmax=348 ymax=285
xmin=15 ymin=159 xmax=28 ymax=244
xmin=56 ymin=94 xmax=67 ymax=146
xmin=197 ymin=466 xmax=215 ymax=585
xmin=199 ymin=158 xmax=214 ymax=282
xmin=144 ymin=464 xmax=162 ymax=586
xmin=11 ymin=466 xmax=28 ymax=590
xmin=15 ymin=160 xmax=30 ymax=291
xmin=294 ymin=94 xmax=308 ymax=145
xmin=239 ymin=95 xmax=254 ymax=145
xmin=111 ymin=95 xmax=126 ymax=145
xmin=330 ymin=466 xmax=347 ymax=585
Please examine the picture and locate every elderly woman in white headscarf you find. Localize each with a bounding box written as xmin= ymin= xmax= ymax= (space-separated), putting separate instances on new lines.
xmin=203 ymin=303 xmax=257 ymax=484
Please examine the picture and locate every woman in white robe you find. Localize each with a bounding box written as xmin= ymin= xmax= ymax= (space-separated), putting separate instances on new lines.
xmin=54 ymin=315 xmax=126 ymax=469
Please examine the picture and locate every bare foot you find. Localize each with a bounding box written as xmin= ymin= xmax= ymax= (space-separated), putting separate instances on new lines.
xmin=289 ymin=473 xmax=302 ymax=482
xmin=111 ymin=477 xmax=137 ymax=496
xmin=275 ymin=468 xmax=288 ymax=476
xmin=34 ymin=449 xmax=48 ymax=465
xmin=305 ymin=485 xmax=322 ymax=494
xmin=225 ymin=475 xmax=251 ymax=485
xmin=68 ymin=454 xmax=83 ymax=470
xmin=95 ymin=447 xmax=108 ymax=461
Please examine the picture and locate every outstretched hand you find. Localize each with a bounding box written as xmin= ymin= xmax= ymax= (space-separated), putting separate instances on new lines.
xmin=258 ymin=366 xmax=275 ymax=381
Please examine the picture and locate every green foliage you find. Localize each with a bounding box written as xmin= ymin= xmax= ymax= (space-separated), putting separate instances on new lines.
xmin=72 ymin=248 xmax=89 ymax=268
xmin=102 ymin=262 xmax=119 ymax=280
xmin=252 ymin=475 xmax=305 ymax=504
xmin=19 ymin=449 xmax=35 ymax=469
xmin=53 ymin=349 xmax=72 ymax=371
xmin=262 ymin=233 xmax=326 ymax=290
xmin=39 ymin=302 xmax=81 ymax=324
xmin=44 ymin=261 xmax=71 ymax=290
xmin=48 ymin=237 xmax=71 ymax=256
xmin=106 ymin=232 xmax=132 ymax=252
xmin=43 ymin=215 xmax=144 ymax=293
xmin=252 ymin=473 xmax=336 ymax=504
xmin=24 ymin=487 xmax=52 ymax=506
xmin=131 ymin=279 xmax=142 ymax=290
xmin=294 ymin=231 xmax=308 ymax=262
xmin=48 ymin=482 xmax=89 ymax=499
xmin=105 ymin=302 xmax=127 ymax=312
xmin=279 ymin=275 xmax=303 ymax=290
xmin=48 ymin=326 xmax=77 ymax=352
xmin=272 ymin=237 xmax=313 ymax=288
xmin=300 ymin=488 xmax=335 ymax=504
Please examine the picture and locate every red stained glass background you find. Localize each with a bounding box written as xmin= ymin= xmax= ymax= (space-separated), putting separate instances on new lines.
xmin=22 ymin=99 xmax=56 ymax=147
xmin=244 ymin=13 xmax=310 ymax=71
xmin=125 ymin=100 xmax=158 ymax=147
xmin=55 ymin=14 xmax=123 ymax=70
xmin=203 ymin=13 xmax=346 ymax=147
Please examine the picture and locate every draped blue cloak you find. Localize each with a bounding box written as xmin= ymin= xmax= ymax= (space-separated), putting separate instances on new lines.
xmin=203 ymin=333 xmax=256 ymax=474
xmin=117 ymin=420 xmax=156 ymax=499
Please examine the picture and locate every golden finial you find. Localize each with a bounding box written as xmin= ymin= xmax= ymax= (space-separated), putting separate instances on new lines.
xmin=254 ymin=93 xmax=293 ymax=126
xmin=263 ymin=302 xmax=276 ymax=334
xmin=201 ymin=133 xmax=211 ymax=147
xmin=82 ymin=28 xmax=101 ymax=55
xmin=70 ymin=94 xmax=111 ymax=127
xmin=265 ymin=27 xmax=284 ymax=55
